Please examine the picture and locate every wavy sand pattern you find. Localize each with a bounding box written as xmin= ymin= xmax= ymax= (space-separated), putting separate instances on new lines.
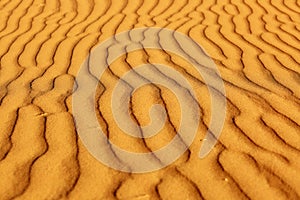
xmin=0 ymin=0 xmax=300 ymax=199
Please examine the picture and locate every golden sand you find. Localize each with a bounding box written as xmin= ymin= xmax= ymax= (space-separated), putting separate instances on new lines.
xmin=0 ymin=0 xmax=300 ymax=199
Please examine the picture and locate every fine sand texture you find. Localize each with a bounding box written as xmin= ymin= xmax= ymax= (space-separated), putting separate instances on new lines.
xmin=0 ymin=0 xmax=300 ymax=199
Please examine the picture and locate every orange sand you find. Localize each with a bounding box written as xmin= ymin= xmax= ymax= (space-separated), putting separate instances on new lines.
xmin=0 ymin=0 xmax=299 ymax=199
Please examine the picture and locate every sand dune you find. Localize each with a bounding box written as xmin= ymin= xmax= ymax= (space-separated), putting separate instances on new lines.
xmin=0 ymin=0 xmax=300 ymax=199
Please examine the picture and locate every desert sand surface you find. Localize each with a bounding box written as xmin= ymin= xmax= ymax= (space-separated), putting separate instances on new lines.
xmin=0 ymin=0 xmax=300 ymax=199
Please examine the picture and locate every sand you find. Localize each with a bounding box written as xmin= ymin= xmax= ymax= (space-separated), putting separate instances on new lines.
xmin=0 ymin=0 xmax=300 ymax=199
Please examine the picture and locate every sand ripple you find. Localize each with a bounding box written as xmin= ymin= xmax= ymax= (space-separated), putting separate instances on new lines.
xmin=0 ymin=0 xmax=299 ymax=199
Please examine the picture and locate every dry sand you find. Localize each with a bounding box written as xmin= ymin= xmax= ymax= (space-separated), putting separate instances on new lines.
xmin=0 ymin=0 xmax=300 ymax=199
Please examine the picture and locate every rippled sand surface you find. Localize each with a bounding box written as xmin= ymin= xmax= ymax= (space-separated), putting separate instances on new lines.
xmin=0 ymin=0 xmax=300 ymax=199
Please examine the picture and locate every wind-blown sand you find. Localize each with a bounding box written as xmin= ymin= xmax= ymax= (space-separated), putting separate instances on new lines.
xmin=0 ymin=0 xmax=300 ymax=199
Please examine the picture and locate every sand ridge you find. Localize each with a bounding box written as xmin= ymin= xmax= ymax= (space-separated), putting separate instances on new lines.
xmin=0 ymin=0 xmax=300 ymax=199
